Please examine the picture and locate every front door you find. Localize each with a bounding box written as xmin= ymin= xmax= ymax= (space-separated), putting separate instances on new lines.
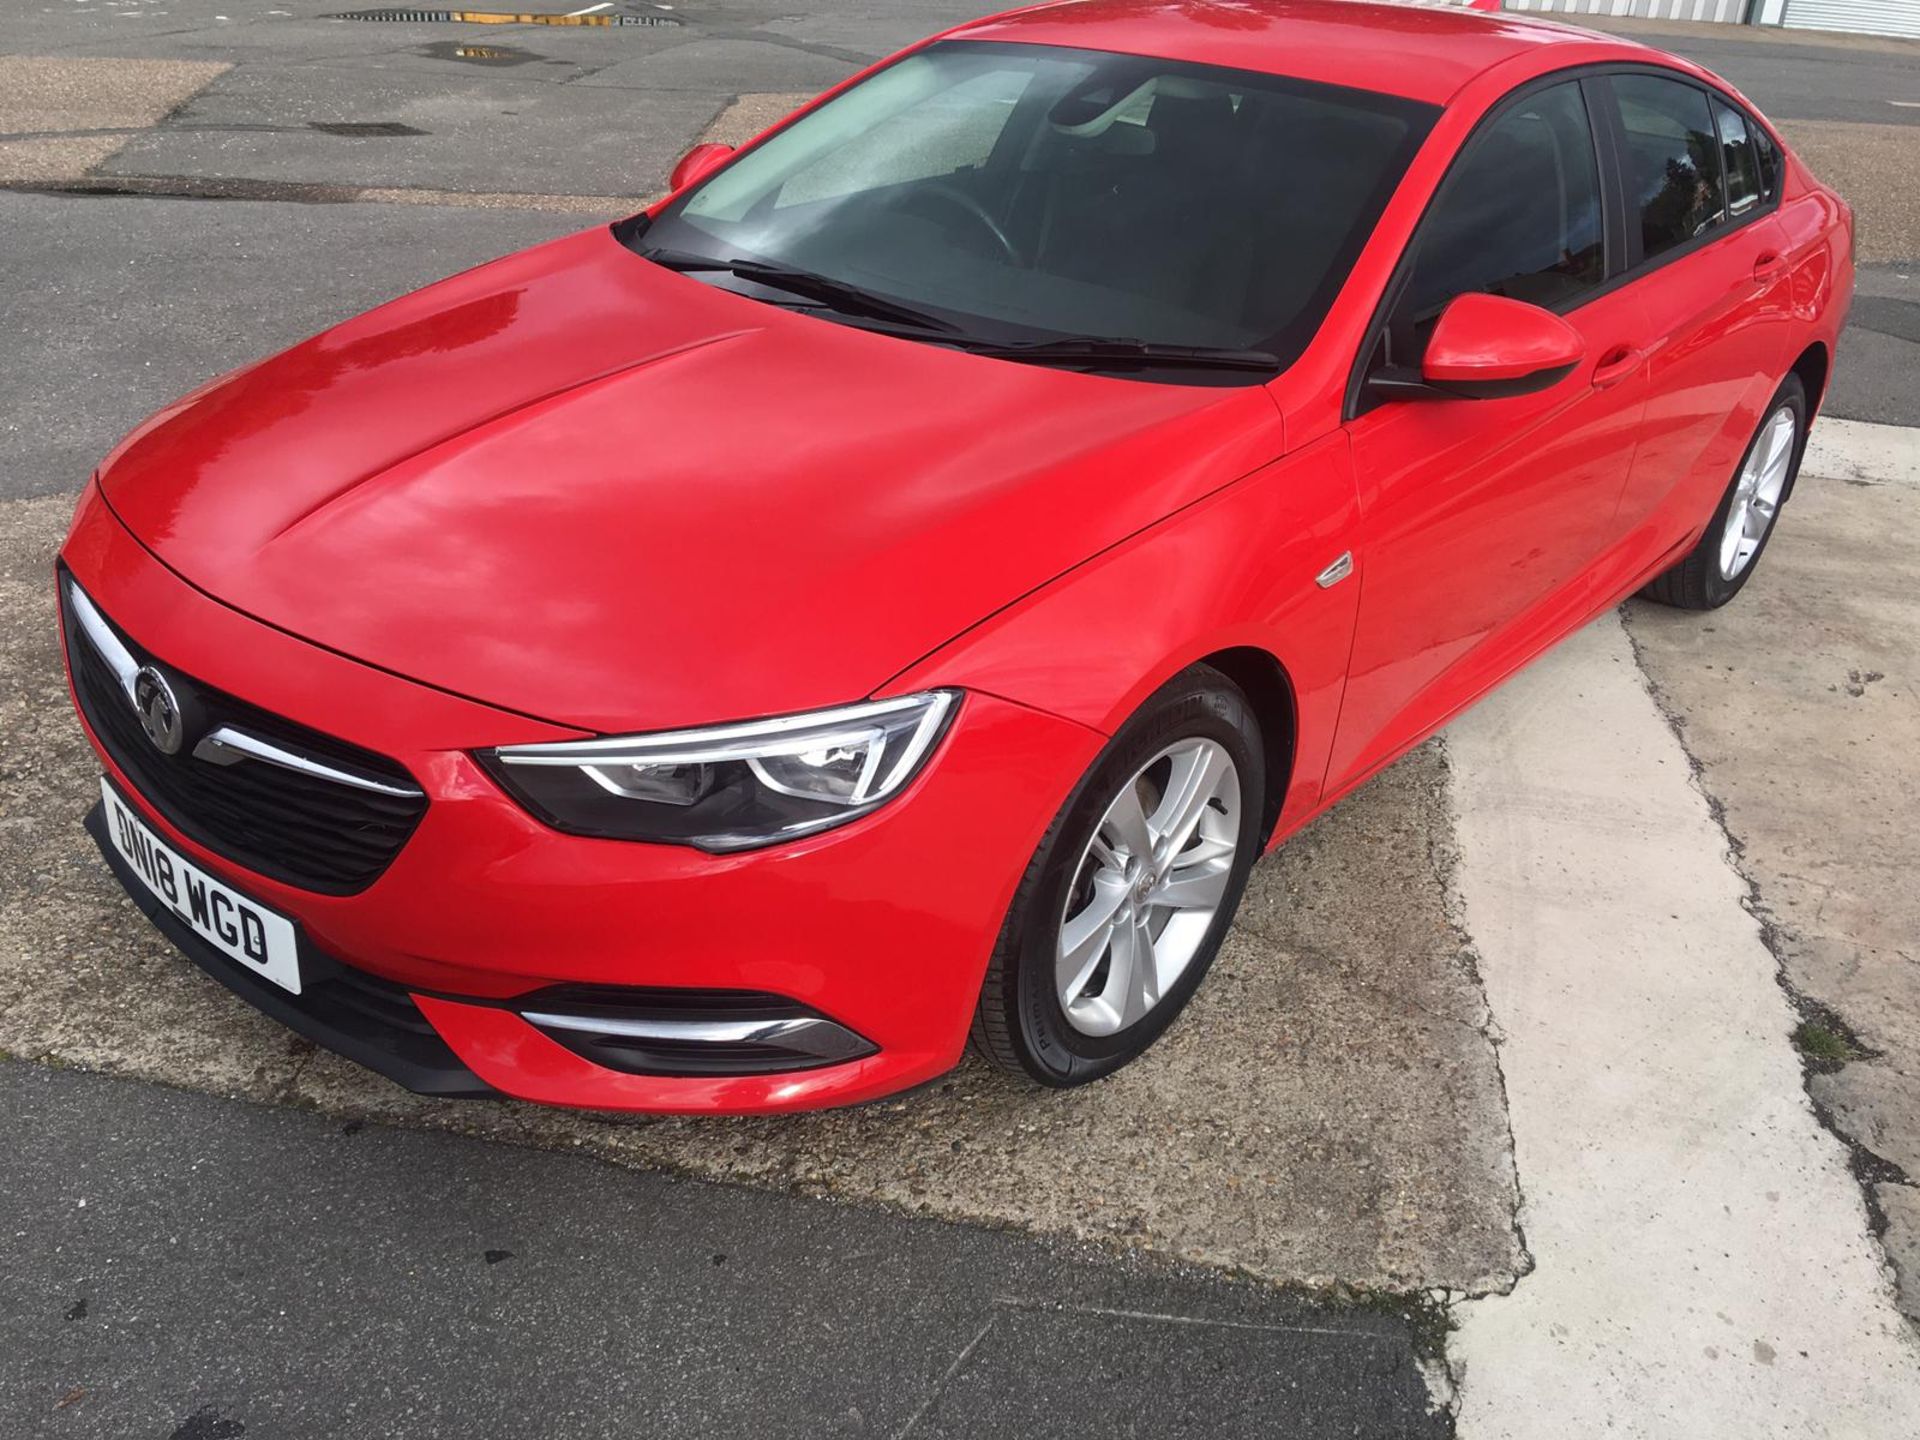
xmin=1328 ymin=77 xmax=1652 ymax=793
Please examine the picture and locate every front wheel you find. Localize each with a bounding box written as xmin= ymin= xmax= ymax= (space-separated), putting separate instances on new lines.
xmin=970 ymin=665 xmax=1265 ymax=1087
xmin=1639 ymin=373 xmax=1806 ymax=611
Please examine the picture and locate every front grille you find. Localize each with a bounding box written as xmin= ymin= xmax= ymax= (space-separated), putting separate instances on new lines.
xmin=62 ymin=575 xmax=427 ymax=894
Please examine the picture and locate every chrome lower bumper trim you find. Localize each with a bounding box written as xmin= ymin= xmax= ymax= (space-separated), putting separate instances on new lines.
xmin=519 ymin=1004 xmax=874 ymax=1075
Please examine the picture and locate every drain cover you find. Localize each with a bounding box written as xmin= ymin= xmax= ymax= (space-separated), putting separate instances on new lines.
xmin=327 ymin=8 xmax=680 ymax=25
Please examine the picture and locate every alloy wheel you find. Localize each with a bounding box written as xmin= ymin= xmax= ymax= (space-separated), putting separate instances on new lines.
xmin=1054 ymin=738 xmax=1242 ymax=1037
xmin=1720 ymin=404 xmax=1796 ymax=580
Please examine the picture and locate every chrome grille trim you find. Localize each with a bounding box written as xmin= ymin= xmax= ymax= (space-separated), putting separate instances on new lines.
xmin=60 ymin=572 xmax=428 ymax=894
xmin=66 ymin=582 xmax=140 ymax=703
xmin=193 ymin=726 xmax=424 ymax=799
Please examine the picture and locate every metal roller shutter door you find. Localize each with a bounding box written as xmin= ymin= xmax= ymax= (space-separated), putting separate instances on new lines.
xmin=1504 ymin=2 xmax=1753 ymax=19
xmin=1782 ymin=1 xmax=1920 ymax=37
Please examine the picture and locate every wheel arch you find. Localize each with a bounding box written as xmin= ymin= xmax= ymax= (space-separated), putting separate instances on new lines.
xmin=1195 ymin=645 xmax=1297 ymax=842
xmin=1791 ymin=340 xmax=1830 ymax=418
xmin=1783 ymin=343 xmax=1828 ymax=503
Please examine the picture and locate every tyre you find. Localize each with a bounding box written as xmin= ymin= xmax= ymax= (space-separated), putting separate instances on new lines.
xmin=1639 ymin=373 xmax=1807 ymax=611
xmin=970 ymin=664 xmax=1265 ymax=1087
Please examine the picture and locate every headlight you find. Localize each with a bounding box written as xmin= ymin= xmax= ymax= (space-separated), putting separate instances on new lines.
xmin=478 ymin=691 xmax=960 ymax=852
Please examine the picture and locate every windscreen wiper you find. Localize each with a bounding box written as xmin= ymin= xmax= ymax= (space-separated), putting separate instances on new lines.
xmin=641 ymin=249 xmax=958 ymax=333
xmin=961 ymin=337 xmax=1282 ymax=372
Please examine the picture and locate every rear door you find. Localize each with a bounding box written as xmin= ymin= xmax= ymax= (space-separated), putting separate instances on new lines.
xmin=1328 ymin=76 xmax=1652 ymax=792
xmin=1597 ymin=72 xmax=1797 ymax=562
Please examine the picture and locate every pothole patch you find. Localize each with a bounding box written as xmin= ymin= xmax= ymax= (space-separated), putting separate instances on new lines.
xmin=418 ymin=40 xmax=544 ymax=66
xmin=307 ymin=121 xmax=427 ymax=138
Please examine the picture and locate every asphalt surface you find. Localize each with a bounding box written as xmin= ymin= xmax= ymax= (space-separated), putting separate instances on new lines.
xmin=0 ymin=1061 xmax=1444 ymax=1439
xmin=1586 ymin=18 xmax=1920 ymax=126
xmin=1839 ymin=264 xmax=1920 ymax=427
xmin=1 ymin=192 xmax=583 ymax=502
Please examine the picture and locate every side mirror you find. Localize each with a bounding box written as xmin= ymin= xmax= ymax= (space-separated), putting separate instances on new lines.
xmin=669 ymin=142 xmax=734 ymax=193
xmin=1419 ymin=293 xmax=1585 ymax=399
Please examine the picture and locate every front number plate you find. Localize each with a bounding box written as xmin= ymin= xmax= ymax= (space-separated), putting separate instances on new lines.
xmin=100 ymin=779 xmax=303 ymax=995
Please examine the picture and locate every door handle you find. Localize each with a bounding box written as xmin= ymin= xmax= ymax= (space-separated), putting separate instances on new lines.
xmin=1752 ymin=251 xmax=1789 ymax=284
xmin=1591 ymin=344 xmax=1642 ymax=390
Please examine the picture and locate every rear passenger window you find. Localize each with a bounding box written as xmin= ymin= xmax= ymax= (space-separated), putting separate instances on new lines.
xmin=1712 ymin=98 xmax=1764 ymax=218
xmin=1615 ymin=74 xmax=1723 ymax=260
xmin=1403 ymin=81 xmax=1604 ymax=326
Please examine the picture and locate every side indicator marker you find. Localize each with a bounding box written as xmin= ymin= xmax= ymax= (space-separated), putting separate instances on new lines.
xmin=1315 ymin=552 xmax=1354 ymax=589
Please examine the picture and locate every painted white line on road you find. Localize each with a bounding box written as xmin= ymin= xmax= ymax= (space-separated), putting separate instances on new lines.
xmin=1444 ymin=614 xmax=1920 ymax=1437
xmin=567 ymin=3 xmax=614 ymax=14
xmin=1804 ymin=415 xmax=1920 ymax=487
xmin=1889 ymin=101 xmax=1920 ymax=109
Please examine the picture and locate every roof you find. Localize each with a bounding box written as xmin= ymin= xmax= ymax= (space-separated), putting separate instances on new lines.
xmin=947 ymin=0 xmax=1645 ymax=107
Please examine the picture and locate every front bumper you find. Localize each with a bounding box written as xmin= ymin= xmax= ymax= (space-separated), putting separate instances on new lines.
xmin=84 ymin=800 xmax=496 ymax=1098
xmin=62 ymin=491 xmax=1103 ymax=1113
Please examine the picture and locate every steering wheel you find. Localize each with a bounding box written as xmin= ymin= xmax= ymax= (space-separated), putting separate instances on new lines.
xmin=906 ymin=181 xmax=1025 ymax=266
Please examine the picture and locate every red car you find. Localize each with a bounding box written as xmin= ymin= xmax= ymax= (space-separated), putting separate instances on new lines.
xmin=60 ymin=1 xmax=1851 ymax=1113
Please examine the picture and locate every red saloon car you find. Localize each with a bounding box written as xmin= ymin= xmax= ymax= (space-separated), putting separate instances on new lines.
xmin=60 ymin=1 xmax=1852 ymax=1113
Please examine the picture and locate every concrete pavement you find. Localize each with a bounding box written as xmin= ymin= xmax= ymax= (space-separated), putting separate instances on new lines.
xmin=1445 ymin=610 xmax=1920 ymax=1434
xmin=1626 ymin=418 xmax=1920 ymax=1325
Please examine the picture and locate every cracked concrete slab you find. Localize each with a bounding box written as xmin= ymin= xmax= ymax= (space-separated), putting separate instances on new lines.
xmin=1881 ymin=1184 xmax=1920 ymax=1325
xmin=1816 ymin=1065 xmax=1920 ymax=1180
xmin=1624 ymin=431 xmax=1920 ymax=1313
xmin=0 ymin=56 xmax=227 ymax=184
xmin=1445 ymin=613 xmax=1920 ymax=1437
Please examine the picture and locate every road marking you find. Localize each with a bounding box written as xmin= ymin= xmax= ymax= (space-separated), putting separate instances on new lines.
xmin=566 ymin=3 xmax=612 ymax=13
xmin=1442 ymin=614 xmax=1920 ymax=1437
xmin=1803 ymin=416 xmax=1920 ymax=487
xmin=990 ymin=1299 xmax=1403 ymax=1340
xmin=1889 ymin=101 xmax=1920 ymax=109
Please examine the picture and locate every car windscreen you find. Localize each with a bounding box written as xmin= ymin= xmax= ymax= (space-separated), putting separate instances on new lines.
xmin=632 ymin=41 xmax=1438 ymax=378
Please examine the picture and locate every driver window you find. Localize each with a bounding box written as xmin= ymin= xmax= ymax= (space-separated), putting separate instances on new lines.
xmin=1401 ymin=81 xmax=1605 ymax=339
xmin=685 ymin=52 xmax=1056 ymax=225
xmin=774 ymin=65 xmax=1038 ymax=207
